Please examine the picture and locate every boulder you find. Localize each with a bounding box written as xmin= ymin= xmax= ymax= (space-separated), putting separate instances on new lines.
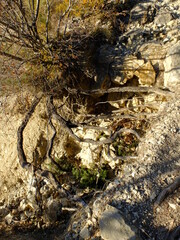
xmin=138 ymin=42 xmax=167 ymax=87
xmin=80 ymin=225 xmax=91 ymax=239
xmin=99 ymin=205 xmax=141 ymax=240
xmin=154 ymin=10 xmax=172 ymax=26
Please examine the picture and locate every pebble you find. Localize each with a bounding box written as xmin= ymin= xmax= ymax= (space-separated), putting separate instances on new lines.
xmin=163 ymin=37 xmax=170 ymax=43
xmin=168 ymin=203 xmax=176 ymax=210
xmin=72 ymin=221 xmax=78 ymax=231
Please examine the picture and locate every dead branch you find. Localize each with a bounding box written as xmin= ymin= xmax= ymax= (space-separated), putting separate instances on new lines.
xmin=46 ymin=118 xmax=61 ymax=169
xmin=83 ymin=113 xmax=156 ymax=125
xmin=46 ymin=97 xmax=66 ymax=170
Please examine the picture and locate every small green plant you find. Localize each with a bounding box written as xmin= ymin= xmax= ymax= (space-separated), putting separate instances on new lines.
xmin=112 ymin=135 xmax=139 ymax=157
xmin=72 ymin=166 xmax=107 ymax=188
xmin=46 ymin=156 xmax=111 ymax=188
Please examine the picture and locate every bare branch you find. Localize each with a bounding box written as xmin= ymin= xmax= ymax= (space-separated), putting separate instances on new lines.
xmin=34 ymin=0 xmax=41 ymax=23
xmin=46 ymin=0 xmax=50 ymax=44
xmin=57 ymin=0 xmax=72 ymax=38
xmin=0 ymin=50 xmax=24 ymax=61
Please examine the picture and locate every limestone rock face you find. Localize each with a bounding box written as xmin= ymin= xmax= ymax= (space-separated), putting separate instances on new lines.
xmin=99 ymin=205 xmax=141 ymax=240
xmin=112 ymin=56 xmax=144 ymax=85
xmin=130 ymin=2 xmax=154 ymax=25
xmin=164 ymin=41 xmax=180 ymax=92
xmin=138 ymin=43 xmax=167 ymax=87
xmin=112 ymin=56 xmax=156 ymax=86
xmin=135 ymin=61 xmax=156 ymax=86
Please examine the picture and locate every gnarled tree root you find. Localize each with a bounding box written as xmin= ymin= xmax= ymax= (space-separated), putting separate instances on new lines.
xmin=17 ymin=93 xmax=43 ymax=170
xmin=155 ymin=176 xmax=180 ymax=206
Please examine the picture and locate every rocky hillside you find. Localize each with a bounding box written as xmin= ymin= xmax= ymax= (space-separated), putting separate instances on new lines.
xmin=0 ymin=0 xmax=180 ymax=239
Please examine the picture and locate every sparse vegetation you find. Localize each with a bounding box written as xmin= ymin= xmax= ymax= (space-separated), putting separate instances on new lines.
xmin=72 ymin=166 xmax=108 ymax=188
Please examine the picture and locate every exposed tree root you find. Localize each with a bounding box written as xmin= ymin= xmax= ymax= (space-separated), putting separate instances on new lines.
xmin=166 ymin=225 xmax=180 ymax=240
xmin=67 ymin=86 xmax=174 ymax=97
xmin=17 ymin=93 xmax=43 ymax=170
xmin=16 ymin=93 xmax=143 ymax=207
xmin=155 ymin=176 xmax=180 ymax=206
xmin=48 ymin=95 xmax=141 ymax=146
xmin=17 ymin=93 xmax=143 ymax=174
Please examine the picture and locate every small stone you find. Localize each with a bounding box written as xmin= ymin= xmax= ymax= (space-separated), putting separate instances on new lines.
xmin=45 ymin=199 xmax=62 ymax=223
xmin=163 ymin=37 xmax=170 ymax=44
xmin=168 ymin=203 xmax=176 ymax=210
xmin=156 ymin=207 xmax=160 ymax=213
xmin=5 ymin=213 xmax=13 ymax=224
xmin=0 ymin=207 xmax=9 ymax=217
xmin=154 ymin=12 xmax=172 ymax=26
xmin=80 ymin=226 xmax=91 ymax=239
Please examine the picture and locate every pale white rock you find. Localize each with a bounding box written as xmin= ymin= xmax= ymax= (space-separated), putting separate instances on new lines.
xmin=75 ymin=129 xmax=100 ymax=168
xmin=18 ymin=199 xmax=27 ymax=211
xmin=164 ymin=41 xmax=180 ymax=91
xmin=168 ymin=202 xmax=176 ymax=210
